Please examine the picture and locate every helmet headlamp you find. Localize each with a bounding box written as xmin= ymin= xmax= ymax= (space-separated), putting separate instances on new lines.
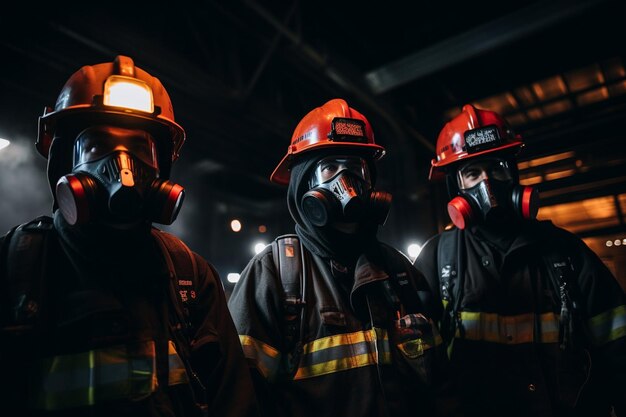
xmin=103 ymin=75 xmax=154 ymax=113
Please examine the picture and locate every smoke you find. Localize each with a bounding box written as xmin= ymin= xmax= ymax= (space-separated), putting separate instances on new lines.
xmin=0 ymin=137 xmax=219 ymax=276
xmin=0 ymin=136 xmax=51 ymax=236
xmin=0 ymin=135 xmax=201 ymax=241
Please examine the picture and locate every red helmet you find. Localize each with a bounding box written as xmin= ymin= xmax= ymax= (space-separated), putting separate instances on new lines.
xmin=270 ymin=98 xmax=385 ymax=185
xmin=37 ymin=55 xmax=185 ymax=176
xmin=429 ymin=104 xmax=523 ymax=180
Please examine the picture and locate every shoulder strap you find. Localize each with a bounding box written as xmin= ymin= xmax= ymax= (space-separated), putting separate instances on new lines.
xmin=271 ymin=234 xmax=306 ymax=374
xmin=272 ymin=234 xmax=303 ymax=306
xmin=542 ymin=245 xmax=580 ymax=351
xmin=531 ymin=221 xmax=582 ymax=350
xmin=437 ymin=228 xmax=464 ymax=355
xmin=1 ymin=216 xmax=54 ymax=329
xmin=150 ymin=228 xmax=209 ymax=406
xmin=437 ymin=231 xmax=457 ymax=307
xmin=151 ymin=228 xmax=198 ymax=331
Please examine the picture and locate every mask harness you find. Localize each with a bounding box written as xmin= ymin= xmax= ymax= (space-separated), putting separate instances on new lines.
xmin=447 ymin=177 xmax=539 ymax=230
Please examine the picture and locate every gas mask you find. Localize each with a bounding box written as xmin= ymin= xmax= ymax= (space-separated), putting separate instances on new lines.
xmin=447 ymin=158 xmax=539 ymax=229
xmin=55 ymin=126 xmax=184 ymax=226
xmin=301 ymin=156 xmax=392 ymax=227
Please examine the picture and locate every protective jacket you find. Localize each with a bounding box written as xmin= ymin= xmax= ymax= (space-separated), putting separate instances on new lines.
xmin=414 ymin=219 xmax=626 ymax=417
xmin=228 ymin=239 xmax=458 ymax=417
xmin=0 ymin=213 xmax=258 ymax=417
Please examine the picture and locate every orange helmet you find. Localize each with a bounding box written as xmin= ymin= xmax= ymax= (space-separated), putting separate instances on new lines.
xmin=429 ymin=104 xmax=523 ymax=180
xmin=37 ymin=55 xmax=185 ymax=177
xmin=270 ymin=98 xmax=385 ymax=185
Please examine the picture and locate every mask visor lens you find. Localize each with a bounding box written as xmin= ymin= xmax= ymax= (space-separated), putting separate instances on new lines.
xmin=73 ymin=127 xmax=158 ymax=168
xmin=310 ymin=156 xmax=371 ymax=188
xmin=457 ymin=158 xmax=512 ymax=190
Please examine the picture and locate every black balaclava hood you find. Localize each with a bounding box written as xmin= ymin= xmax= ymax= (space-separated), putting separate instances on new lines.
xmin=53 ymin=208 xmax=156 ymax=281
xmin=287 ymin=153 xmax=380 ymax=266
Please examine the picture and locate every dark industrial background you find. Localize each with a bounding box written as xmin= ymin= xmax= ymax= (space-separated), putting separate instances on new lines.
xmin=1 ymin=0 xmax=625 ymax=292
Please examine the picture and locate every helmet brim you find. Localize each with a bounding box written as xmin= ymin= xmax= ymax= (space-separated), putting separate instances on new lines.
xmin=270 ymin=142 xmax=385 ymax=185
xmin=429 ymin=141 xmax=523 ymax=181
xmin=37 ymin=106 xmax=185 ymax=161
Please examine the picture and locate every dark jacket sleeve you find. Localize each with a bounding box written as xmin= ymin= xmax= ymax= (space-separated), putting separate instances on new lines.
xmin=557 ymin=227 xmax=626 ymax=414
xmin=227 ymin=247 xmax=287 ymax=417
xmin=187 ymin=253 xmax=261 ymax=417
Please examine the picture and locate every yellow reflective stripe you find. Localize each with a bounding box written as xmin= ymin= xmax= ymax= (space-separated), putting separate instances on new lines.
xmin=167 ymin=340 xmax=190 ymax=386
xmin=587 ymin=305 xmax=626 ymax=346
xmin=239 ymin=335 xmax=281 ymax=380
xmin=294 ymin=328 xmax=391 ymax=380
xmin=457 ymin=311 xmax=559 ymax=344
xmin=306 ymin=327 xmax=382 ymax=351
xmin=32 ymin=341 xmax=158 ymax=410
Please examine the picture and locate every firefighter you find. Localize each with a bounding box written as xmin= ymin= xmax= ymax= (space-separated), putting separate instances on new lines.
xmin=0 ymin=55 xmax=258 ymax=417
xmin=228 ymin=98 xmax=459 ymax=417
xmin=414 ymin=104 xmax=626 ymax=416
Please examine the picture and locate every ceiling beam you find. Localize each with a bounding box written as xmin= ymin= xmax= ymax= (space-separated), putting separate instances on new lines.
xmin=576 ymin=224 xmax=626 ymax=239
xmin=244 ymin=0 xmax=434 ymax=153
xmin=538 ymin=170 xmax=626 ymax=207
xmin=365 ymin=0 xmax=608 ymax=94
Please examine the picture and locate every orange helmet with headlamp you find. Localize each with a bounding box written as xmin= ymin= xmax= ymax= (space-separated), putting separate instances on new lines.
xmin=37 ymin=55 xmax=185 ymax=179
xmin=39 ymin=56 xmax=186 ymax=226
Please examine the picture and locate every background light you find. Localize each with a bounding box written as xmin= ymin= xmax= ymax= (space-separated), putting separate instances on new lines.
xmin=407 ymin=243 xmax=422 ymax=260
xmin=227 ymin=273 xmax=240 ymax=283
xmin=0 ymin=138 xmax=10 ymax=151
xmin=254 ymin=241 xmax=267 ymax=254
xmin=230 ymin=219 xmax=242 ymax=232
